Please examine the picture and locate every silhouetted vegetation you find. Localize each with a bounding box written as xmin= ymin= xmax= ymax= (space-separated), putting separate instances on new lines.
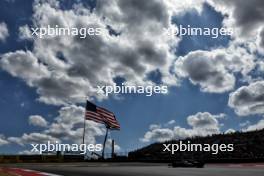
xmin=129 ymin=129 xmax=264 ymax=163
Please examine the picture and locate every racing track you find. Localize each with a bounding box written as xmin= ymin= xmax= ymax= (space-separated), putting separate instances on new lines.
xmin=1 ymin=162 xmax=264 ymax=176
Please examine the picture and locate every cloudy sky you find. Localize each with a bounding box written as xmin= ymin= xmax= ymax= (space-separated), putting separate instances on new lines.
xmin=0 ymin=0 xmax=264 ymax=154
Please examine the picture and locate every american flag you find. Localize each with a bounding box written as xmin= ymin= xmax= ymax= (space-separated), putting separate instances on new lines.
xmin=85 ymin=101 xmax=120 ymax=130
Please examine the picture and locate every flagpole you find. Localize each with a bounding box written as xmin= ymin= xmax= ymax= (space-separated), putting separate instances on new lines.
xmin=102 ymin=127 xmax=109 ymax=159
xmin=82 ymin=98 xmax=88 ymax=160
xmin=82 ymin=97 xmax=88 ymax=145
xmin=82 ymin=116 xmax=86 ymax=145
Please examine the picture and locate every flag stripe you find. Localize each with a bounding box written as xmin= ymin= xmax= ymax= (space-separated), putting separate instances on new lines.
xmin=104 ymin=117 xmax=119 ymax=124
xmin=86 ymin=111 xmax=103 ymax=119
xmin=97 ymin=107 xmax=113 ymax=114
xmin=85 ymin=113 xmax=103 ymax=121
xmin=97 ymin=111 xmax=116 ymax=120
xmin=85 ymin=112 xmax=105 ymax=124
xmin=108 ymin=123 xmax=120 ymax=128
xmin=102 ymin=116 xmax=120 ymax=127
xmin=97 ymin=108 xmax=117 ymax=120
xmin=97 ymin=110 xmax=113 ymax=117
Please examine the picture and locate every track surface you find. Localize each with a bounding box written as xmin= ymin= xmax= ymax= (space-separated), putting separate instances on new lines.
xmin=1 ymin=162 xmax=264 ymax=176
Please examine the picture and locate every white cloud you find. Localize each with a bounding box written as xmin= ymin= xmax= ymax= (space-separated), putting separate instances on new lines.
xmin=0 ymin=135 xmax=9 ymax=146
xmin=29 ymin=115 xmax=48 ymax=127
xmin=0 ymin=0 xmax=182 ymax=106
xmin=210 ymin=0 xmax=264 ymax=38
xmin=45 ymin=105 xmax=105 ymax=144
xmin=225 ymin=128 xmax=235 ymax=134
xmin=2 ymin=0 xmax=263 ymax=149
xmin=149 ymin=124 xmax=161 ymax=130
xmin=8 ymin=133 xmax=59 ymax=146
xmin=187 ymin=112 xmax=221 ymax=129
xmin=140 ymin=128 xmax=174 ymax=143
xmin=3 ymin=0 xmax=260 ymax=106
xmin=0 ymin=22 xmax=9 ymax=42
xmin=209 ymin=0 xmax=264 ymax=57
xmin=239 ymin=120 xmax=251 ymax=127
xmin=175 ymin=46 xmax=255 ymax=93
xmin=105 ymin=138 xmax=121 ymax=152
xmin=0 ymin=50 xmax=50 ymax=86
xmin=257 ymin=27 xmax=264 ymax=54
xmin=8 ymin=105 xmax=106 ymax=147
xmin=18 ymin=25 xmax=33 ymax=40
xmin=244 ymin=119 xmax=264 ymax=132
xmin=19 ymin=150 xmax=40 ymax=155
xmin=140 ymin=112 xmax=223 ymax=143
xmin=228 ymin=81 xmax=264 ymax=116
xmin=203 ymin=1 xmax=264 ymax=86
xmin=164 ymin=0 xmax=205 ymax=15
xmin=165 ymin=120 xmax=176 ymax=126
xmin=258 ymin=61 xmax=264 ymax=72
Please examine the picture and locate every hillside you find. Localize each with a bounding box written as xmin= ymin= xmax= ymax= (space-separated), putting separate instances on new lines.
xmin=129 ymin=129 xmax=264 ymax=162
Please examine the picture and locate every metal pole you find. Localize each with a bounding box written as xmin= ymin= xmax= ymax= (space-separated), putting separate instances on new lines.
xmin=82 ymin=100 xmax=87 ymax=160
xmin=82 ymin=116 xmax=86 ymax=145
xmin=82 ymin=98 xmax=88 ymax=145
xmin=111 ymin=139 xmax=115 ymax=158
xmin=102 ymin=127 xmax=109 ymax=159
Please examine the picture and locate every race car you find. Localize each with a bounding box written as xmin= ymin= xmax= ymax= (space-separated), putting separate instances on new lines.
xmin=169 ymin=160 xmax=205 ymax=168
